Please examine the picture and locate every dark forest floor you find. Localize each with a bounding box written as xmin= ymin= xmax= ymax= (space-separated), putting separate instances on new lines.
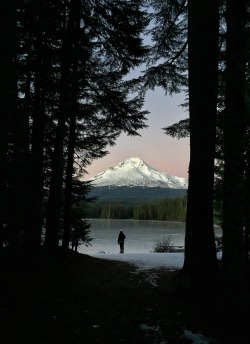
xmin=0 ymin=249 xmax=249 ymax=344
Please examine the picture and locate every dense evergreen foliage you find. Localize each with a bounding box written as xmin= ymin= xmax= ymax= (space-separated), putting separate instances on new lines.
xmin=0 ymin=0 xmax=149 ymax=252
xmin=85 ymin=196 xmax=187 ymax=221
xmin=88 ymin=186 xmax=187 ymax=203
xmin=134 ymin=197 xmax=186 ymax=221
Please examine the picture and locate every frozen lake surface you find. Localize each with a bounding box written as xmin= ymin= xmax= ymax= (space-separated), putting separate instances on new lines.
xmin=79 ymin=219 xmax=186 ymax=255
xmin=79 ymin=219 xmax=222 ymax=256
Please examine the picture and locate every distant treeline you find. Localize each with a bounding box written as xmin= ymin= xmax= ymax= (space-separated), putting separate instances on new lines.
xmin=85 ymin=196 xmax=187 ymax=222
xmin=88 ymin=186 xmax=187 ymax=204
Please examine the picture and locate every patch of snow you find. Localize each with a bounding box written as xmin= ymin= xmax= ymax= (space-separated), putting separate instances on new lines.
xmin=90 ymin=251 xmax=222 ymax=272
xmin=90 ymin=252 xmax=184 ymax=270
xmin=138 ymin=321 xmax=167 ymax=344
xmin=182 ymin=329 xmax=216 ymax=344
xmin=139 ymin=323 xmax=160 ymax=332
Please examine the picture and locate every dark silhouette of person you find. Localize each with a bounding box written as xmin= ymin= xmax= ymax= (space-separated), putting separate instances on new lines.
xmin=118 ymin=229 xmax=126 ymax=253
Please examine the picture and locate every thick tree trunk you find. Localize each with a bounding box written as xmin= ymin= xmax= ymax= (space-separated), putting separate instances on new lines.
xmin=222 ymin=0 xmax=247 ymax=292
xmin=182 ymin=0 xmax=219 ymax=287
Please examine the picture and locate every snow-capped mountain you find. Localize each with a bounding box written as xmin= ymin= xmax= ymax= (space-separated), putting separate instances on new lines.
xmin=88 ymin=157 xmax=188 ymax=189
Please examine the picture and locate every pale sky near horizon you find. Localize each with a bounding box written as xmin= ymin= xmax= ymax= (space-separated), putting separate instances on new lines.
xmin=85 ymin=87 xmax=190 ymax=179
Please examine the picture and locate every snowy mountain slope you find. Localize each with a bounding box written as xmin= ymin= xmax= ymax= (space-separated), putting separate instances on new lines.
xmin=88 ymin=157 xmax=188 ymax=189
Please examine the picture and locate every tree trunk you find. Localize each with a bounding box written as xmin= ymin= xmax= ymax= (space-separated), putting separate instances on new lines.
xmin=62 ymin=111 xmax=77 ymax=250
xmin=244 ymin=156 xmax=250 ymax=265
xmin=182 ymin=0 xmax=219 ymax=288
xmin=45 ymin=0 xmax=77 ymax=249
xmin=0 ymin=1 xmax=23 ymax=251
xmin=0 ymin=2 xmax=16 ymax=248
xmin=222 ymin=0 xmax=247 ymax=293
xmin=25 ymin=9 xmax=47 ymax=250
xmin=62 ymin=0 xmax=81 ymax=251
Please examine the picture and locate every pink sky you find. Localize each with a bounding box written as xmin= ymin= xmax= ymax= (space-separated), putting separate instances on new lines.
xmin=85 ymin=88 xmax=190 ymax=179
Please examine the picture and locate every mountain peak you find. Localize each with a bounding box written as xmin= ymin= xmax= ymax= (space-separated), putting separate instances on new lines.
xmin=88 ymin=157 xmax=188 ymax=189
xmin=118 ymin=157 xmax=146 ymax=167
xmin=116 ymin=157 xmax=155 ymax=172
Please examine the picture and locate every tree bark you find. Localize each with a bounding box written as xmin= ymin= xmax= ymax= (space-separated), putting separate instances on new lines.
xmin=222 ymin=0 xmax=247 ymax=293
xmin=182 ymin=0 xmax=219 ymax=288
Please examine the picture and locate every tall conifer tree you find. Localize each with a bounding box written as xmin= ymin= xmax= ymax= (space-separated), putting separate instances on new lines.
xmin=222 ymin=0 xmax=248 ymax=292
xmin=44 ymin=0 xmax=149 ymax=249
xmin=183 ymin=0 xmax=219 ymax=287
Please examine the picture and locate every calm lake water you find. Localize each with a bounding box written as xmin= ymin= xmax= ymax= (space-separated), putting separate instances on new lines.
xmin=79 ymin=219 xmax=187 ymax=254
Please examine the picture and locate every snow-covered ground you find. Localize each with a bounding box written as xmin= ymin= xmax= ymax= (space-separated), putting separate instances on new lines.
xmin=90 ymin=252 xmax=184 ymax=270
xmin=90 ymin=251 xmax=222 ymax=271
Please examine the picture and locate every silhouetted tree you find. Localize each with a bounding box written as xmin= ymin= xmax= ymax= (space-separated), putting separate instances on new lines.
xmin=0 ymin=0 xmax=149 ymax=253
xmin=222 ymin=0 xmax=248 ymax=293
xmin=45 ymin=0 xmax=149 ymax=250
xmin=143 ymin=0 xmax=188 ymax=94
xmin=182 ymin=0 xmax=219 ymax=287
xmin=45 ymin=0 xmax=79 ymax=249
xmin=24 ymin=1 xmax=50 ymax=250
xmin=0 ymin=1 xmax=17 ymax=249
xmin=144 ymin=0 xmax=219 ymax=287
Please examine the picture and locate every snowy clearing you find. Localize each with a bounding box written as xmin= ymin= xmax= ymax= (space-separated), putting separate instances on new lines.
xmin=89 ymin=252 xmax=184 ymax=270
xmin=90 ymin=251 xmax=222 ymax=272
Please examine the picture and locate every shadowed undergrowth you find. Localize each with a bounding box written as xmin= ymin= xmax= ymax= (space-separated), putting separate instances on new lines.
xmin=0 ymin=249 xmax=248 ymax=344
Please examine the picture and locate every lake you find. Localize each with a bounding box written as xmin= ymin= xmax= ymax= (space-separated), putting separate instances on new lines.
xmin=79 ymin=219 xmax=188 ymax=254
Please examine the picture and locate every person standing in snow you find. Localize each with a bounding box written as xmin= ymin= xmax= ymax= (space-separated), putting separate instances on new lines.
xmin=118 ymin=229 xmax=126 ymax=253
